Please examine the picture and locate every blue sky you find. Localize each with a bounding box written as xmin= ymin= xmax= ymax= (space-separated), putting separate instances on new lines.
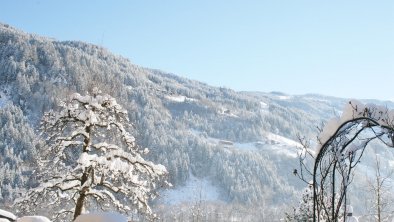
xmin=1 ymin=1 xmax=393 ymax=100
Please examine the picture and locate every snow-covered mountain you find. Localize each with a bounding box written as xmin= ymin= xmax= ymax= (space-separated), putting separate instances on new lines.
xmin=0 ymin=23 xmax=393 ymax=219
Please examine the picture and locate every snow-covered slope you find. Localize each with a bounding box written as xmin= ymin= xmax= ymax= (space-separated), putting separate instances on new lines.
xmin=158 ymin=174 xmax=222 ymax=205
xmin=75 ymin=213 xmax=127 ymax=222
xmin=16 ymin=216 xmax=51 ymax=222
xmin=1 ymin=23 xmax=394 ymax=219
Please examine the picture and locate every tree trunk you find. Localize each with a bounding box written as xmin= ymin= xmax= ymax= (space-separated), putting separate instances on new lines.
xmin=73 ymin=169 xmax=90 ymax=220
xmin=377 ymin=178 xmax=381 ymax=222
xmin=73 ymin=191 xmax=86 ymax=220
xmin=74 ymin=126 xmax=92 ymax=220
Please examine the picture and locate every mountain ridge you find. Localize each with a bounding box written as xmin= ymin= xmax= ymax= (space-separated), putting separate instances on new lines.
xmin=1 ymin=22 xmax=393 ymax=219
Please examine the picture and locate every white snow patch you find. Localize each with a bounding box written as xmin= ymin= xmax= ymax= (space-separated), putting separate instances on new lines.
xmin=75 ymin=212 xmax=127 ymax=222
xmin=188 ymin=129 xmax=221 ymax=146
xmin=0 ymin=92 xmax=9 ymax=108
xmin=233 ymin=142 xmax=258 ymax=152
xmin=304 ymin=96 xmax=330 ymax=103
xmin=188 ymin=129 xmax=301 ymax=157
xmin=190 ymin=129 xmax=237 ymax=149
xmin=223 ymin=113 xmax=238 ymax=118
xmin=0 ymin=209 xmax=16 ymax=221
xmin=207 ymin=136 xmax=221 ymax=146
xmin=218 ymin=108 xmax=239 ymax=118
xmin=252 ymin=133 xmax=303 ymax=158
xmin=189 ymin=129 xmax=300 ymax=156
xmin=16 ymin=216 xmax=51 ymax=222
xmin=260 ymin=101 xmax=269 ymax=111
xmin=165 ymin=95 xmax=196 ymax=103
xmin=266 ymin=133 xmax=302 ymax=148
xmin=277 ymin=95 xmax=291 ymax=100
xmin=189 ymin=129 xmax=203 ymax=136
xmin=158 ymin=174 xmax=221 ymax=205
xmin=260 ymin=101 xmax=268 ymax=107
xmin=263 ymin=144 xmax=298 ymax=158
xmin=259 ymin=101 xmax=270 ymax=114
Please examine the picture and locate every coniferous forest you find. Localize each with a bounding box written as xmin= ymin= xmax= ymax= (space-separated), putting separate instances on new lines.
xmin=1 ymin=23 xmax=394 ymax=221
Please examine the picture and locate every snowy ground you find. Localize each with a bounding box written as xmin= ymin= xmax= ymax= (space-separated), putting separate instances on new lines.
xmin=17 ymin=216 xmax=51 ymax=222
xmin=157 ymin=174 xmax=221 ymax=205
xmin=260 ymin=101 xmax=269 ymax=108
xmin=232 ymin=138 xmax=299 ymax=157
xmin=260 ymin=101 xmax=269 ymax=113
xmin=233 ymin=142 xmax=259 ymax=152
xmin=0 ymin=91 xmax=9 ymax=108
xmin=265 ymin=132 xmax=302 ymax=148
xmin=189 ymin=129 xmax=300 ymax=157
xmin=75 ymin=212 xmax=127 ymax=222
xmin=217 ymin=108 xmax=239 ymax=118
xmin=277 ymin=95 xmax=292 ymax=100
xmin=0 ymin=209 xmax=16 ymax=221
xmin=165 ymin=95 xmax=196 ymax=103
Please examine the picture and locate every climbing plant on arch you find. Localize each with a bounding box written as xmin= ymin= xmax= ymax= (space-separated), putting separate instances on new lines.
xmin=295 ymin=100 xmax=394 ymax=222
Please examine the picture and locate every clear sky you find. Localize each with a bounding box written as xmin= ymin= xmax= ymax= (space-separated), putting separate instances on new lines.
xmin=0 ymin=1 xmax=393 ymax=100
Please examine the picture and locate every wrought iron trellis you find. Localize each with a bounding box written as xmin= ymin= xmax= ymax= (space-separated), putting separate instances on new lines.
xmin=311 ymin=104 xmax=394 ymax=222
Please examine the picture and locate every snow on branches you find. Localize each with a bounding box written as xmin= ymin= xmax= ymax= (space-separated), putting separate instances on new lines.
xmin=317 ymin=100 xmax=394 ymax=152
xmin=15 ymin=88 xmax=168 ymax=221
xmin=293 ymin=100 xmax=394 ymax=221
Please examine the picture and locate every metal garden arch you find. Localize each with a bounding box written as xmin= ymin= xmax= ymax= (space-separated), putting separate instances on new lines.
xmin=310 ymin=101 xmax=394 ymax=221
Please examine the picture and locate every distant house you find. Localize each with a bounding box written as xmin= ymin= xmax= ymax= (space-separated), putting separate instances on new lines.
xmin=254 ymin=141 xmax=265 ymax=148
xmin=219 ymin=140 xmax=233 ymax=146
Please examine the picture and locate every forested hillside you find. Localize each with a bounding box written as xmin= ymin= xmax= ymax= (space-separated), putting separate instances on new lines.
xmin=1 ymin=23 xmax=393 ymax=220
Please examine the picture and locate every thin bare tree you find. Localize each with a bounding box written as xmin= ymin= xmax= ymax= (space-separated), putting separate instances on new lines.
xmin=363 ymin=151 xmax=394 ymax=222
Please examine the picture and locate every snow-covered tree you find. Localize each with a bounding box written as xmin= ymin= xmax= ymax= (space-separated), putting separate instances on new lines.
xmin=15 ymin=88 xmax=168 ymax=221
xmin=363 ymin=152 xmax=394 ymax=222
xmin=285 ymin=185 xmax=314 ymax=222
xmin=293 ymin=100 xmax=394 ymax=221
